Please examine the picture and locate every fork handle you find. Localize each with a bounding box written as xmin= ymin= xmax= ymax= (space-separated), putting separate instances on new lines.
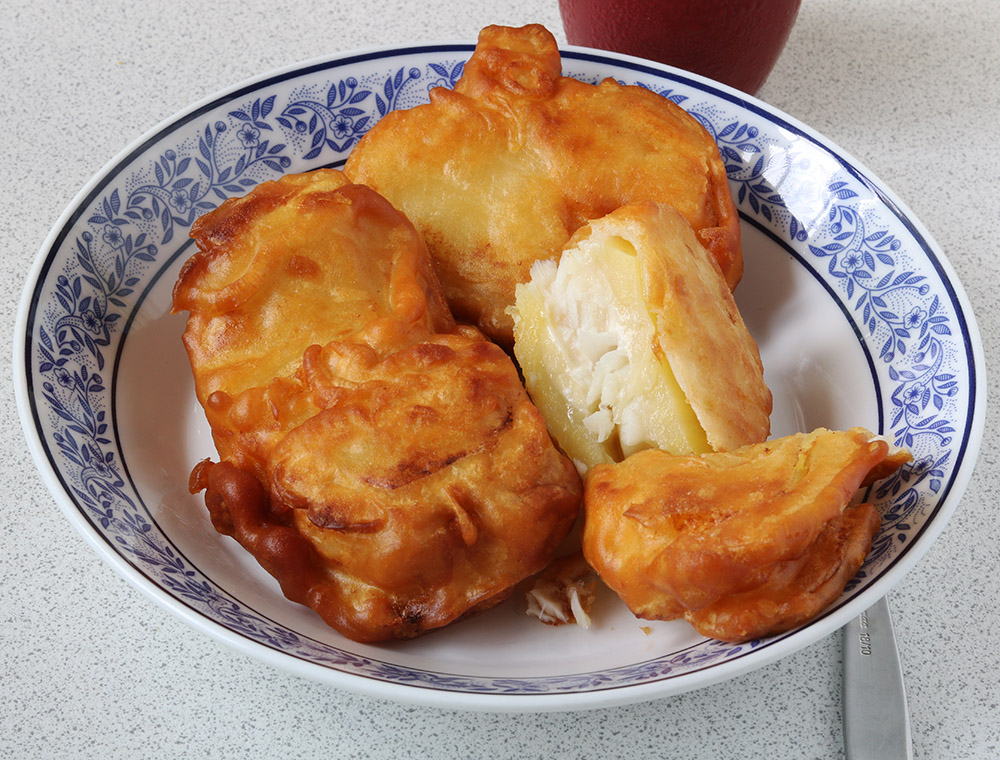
xmin=842 ymin=595 xmax=913 ymax=760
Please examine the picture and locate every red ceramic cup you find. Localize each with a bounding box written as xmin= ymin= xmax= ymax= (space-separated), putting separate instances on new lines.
xmin=559 ymin=0 xmax=801 ymax=94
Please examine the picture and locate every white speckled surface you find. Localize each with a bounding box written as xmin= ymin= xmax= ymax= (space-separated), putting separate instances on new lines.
xmin=2 ymin=0 xmax=997 ymax=757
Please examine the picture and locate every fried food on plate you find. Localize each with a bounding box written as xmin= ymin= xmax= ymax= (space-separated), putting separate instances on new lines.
xmin=173 ymin=170 xmax=582 ymax=642
xmin=583 ymin=428 xmax=910 ymax=642
xmin=344 ymin=23 xmax=741 ymax=347
xmin=511 ymin=202 xmax=771 ymax=471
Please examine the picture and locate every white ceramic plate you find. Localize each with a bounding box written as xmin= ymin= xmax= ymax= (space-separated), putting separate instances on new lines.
xmin=15 ymin=41 xmax=986 ymax=711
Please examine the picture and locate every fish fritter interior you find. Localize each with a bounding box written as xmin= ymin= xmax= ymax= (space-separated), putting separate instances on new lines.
xmin=511 ymin=202 xmax=771 ymax=471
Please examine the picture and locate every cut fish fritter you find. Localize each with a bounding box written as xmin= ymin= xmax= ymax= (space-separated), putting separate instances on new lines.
xmin=511 ymin=202 xmax=770 ymax=471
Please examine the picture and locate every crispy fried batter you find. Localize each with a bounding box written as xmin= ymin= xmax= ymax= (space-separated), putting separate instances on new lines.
xmin=173 ymin=170 xmax=582 ymax=642
xmin=345 ymin=24 xmax=741 ymax=347
xmin=511 ymin=202 xmax=770 ymax=470
xmin=686 ymin=503 xmax=881 ymax=642
xmin=583 ymin=428 xmax=910 ymax=642
xmin=173 ymin=169 xmax=455 ymax=478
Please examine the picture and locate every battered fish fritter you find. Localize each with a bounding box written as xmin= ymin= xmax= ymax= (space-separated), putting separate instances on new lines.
xmin=345 ymin=24 xmax=741 ymax=347
xmin=173 ymin=169 xmax=582 ymax=642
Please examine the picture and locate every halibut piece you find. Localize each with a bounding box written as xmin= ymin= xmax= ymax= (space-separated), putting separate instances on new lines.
xmin=511 ymin=202 xmax=771 ymax=471
xmin=345 ymin=23 xmax=741 ymax=347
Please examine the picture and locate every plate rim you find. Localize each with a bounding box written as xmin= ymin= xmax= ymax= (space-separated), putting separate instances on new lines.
xmin=13 ymin=38 xmax=988 ymax=712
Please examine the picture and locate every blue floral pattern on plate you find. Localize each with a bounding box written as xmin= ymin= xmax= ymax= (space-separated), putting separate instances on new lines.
xmin=17 ymin=44 xmax=983 ymax=707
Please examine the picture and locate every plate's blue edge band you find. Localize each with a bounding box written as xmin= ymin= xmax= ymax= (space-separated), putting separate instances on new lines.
xmin=21 ymin=43 xmax=982 ymax=696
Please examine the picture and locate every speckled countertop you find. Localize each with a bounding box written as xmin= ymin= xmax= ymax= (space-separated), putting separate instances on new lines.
xmin=2 ymin=1 xmax=998 ymax=757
